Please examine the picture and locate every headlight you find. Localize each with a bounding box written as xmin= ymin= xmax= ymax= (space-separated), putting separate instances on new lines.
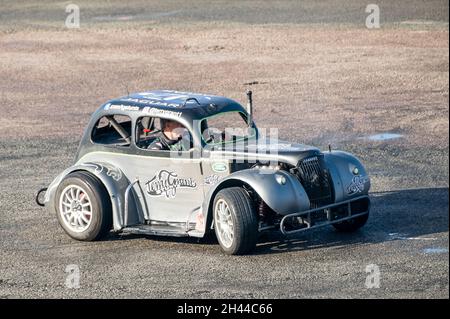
xmin=275 ymin=174 xmax=286 ymax=185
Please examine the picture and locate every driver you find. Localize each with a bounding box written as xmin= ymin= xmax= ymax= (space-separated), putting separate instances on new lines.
xmin=147 ymin=119 xmax=189 ymax=151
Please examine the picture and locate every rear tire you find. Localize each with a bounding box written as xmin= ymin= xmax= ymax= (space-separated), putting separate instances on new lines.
xmin=55 ymin=171 xmax=112 ymax=241
xmin=332 ymin=212 xmax=369 ymax=232
xmin=213 ymin=187 xmax=258 ymax=255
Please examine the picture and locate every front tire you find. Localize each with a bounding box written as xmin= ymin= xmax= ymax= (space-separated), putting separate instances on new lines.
xmin=213 ymin=187 xmax=258 ymax=255
xmin=332 ymin=212 xmax=369 ymax=232
xmin=55 ymin=171 xmax=112 ymax=241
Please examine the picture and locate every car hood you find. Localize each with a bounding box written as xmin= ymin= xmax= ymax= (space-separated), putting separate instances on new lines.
xmin=207 ymin=138 xmax=321 ymax=166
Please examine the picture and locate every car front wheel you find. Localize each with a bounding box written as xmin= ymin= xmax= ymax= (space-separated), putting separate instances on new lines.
xmin=213 ymin=187 xmax=258 ymax=255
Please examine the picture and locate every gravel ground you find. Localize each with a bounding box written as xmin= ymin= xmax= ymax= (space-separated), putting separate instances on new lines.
xmin=0 ymin=0 xmax=448 ymax=298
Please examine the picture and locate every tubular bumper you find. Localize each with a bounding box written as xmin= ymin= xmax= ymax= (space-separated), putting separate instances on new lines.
xmin=280 ymin=195 xmax=370 ymax=235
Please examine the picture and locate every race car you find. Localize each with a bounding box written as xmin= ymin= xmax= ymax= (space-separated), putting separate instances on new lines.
xmin=36 ymin=90 xmax=371 ymax=255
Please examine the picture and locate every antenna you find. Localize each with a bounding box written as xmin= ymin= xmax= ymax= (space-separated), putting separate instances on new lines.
xmin=246 ymin=90 xmax=253 ymax=127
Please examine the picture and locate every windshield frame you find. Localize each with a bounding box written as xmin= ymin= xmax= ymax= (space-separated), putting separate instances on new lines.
xmin=198 ymin=110 xmax=258 ymax=148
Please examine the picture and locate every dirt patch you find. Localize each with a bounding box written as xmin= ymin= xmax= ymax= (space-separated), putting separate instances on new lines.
xmin=0 ymin=26 xmax=447 ymax=146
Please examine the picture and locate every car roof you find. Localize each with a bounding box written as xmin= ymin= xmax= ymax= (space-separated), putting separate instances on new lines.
xmin=104 ymin=90 xmax=247 ymax=120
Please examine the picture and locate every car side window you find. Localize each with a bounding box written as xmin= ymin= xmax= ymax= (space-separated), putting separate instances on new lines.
xmin=135 ymin=116 xmax=162 ymax=149
xmin=91 ymin=114 xmax=132 ymax=146
xmin=135 ymin=116 xmax=192 ymax=151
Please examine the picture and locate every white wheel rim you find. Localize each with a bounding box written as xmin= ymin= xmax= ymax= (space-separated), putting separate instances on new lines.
xmin=214 ymin=199 xmax=234 ymax=249
xmin=59 ymin=185 xmax=93 ymax=233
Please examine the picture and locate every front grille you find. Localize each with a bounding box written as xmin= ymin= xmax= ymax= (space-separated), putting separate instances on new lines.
xmin=296 ymin=155 xmax=334 ymax=208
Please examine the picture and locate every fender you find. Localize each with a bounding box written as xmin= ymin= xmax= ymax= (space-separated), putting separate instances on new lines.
xmin=202 ymin=168 xmax=310 ymax=223
xmin=44 ymin=162 xmax=144 ymax=231
xmin=324 ymin=151 xmax=371 ymax=202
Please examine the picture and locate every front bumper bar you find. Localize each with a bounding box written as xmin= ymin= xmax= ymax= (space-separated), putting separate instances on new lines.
xmin=280 ymin=195 xmax=370 ymax=235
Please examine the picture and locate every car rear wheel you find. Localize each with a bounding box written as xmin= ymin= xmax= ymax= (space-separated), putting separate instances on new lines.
xmin=332 ymin=212 xmax=369 ymax=232
xmin=55 ymin=171 xmax=112 ymax=241
xmin=213 ymin=187 xmax=258 ymax=255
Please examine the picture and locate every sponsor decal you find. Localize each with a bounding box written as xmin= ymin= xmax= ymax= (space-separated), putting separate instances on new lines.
xmin=211 ymin=162 xmax=228 ymax=173
xmin=107 ymin=104 xmax=140 ymax=112
xmin=145 ymin=170 xmax=197 ymax=199
xmin=83 ymin=163 xmax=122 ymax=181
xmin=346 ymin=175 xmax=370 ymax=195
xmin=204 ymin=174 xmax=221 ymax=185
xmin=105 ymin=165 xmax=122 ymax=181
xmin=120 ymin=97 xmax=182 ymax=108
xmin=142 ymin=107 xmax=182 ymax=118
xmin=137 ymin=91 xmax=214 ymax=103
xmin=84 ymin=162 xmax=104 ymax=174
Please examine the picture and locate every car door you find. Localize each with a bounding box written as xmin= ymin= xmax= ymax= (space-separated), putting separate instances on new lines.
xmin=139 ymin=154 xmax=203 ymax=224
xmin=134 ymin=116 xmax=204 ymax=226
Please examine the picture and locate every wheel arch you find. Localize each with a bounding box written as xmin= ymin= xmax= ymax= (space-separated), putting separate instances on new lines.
xmin=44 ymin=162 xmax=144 ymax=231
xmin=323 ymin=151 xmax=371 ymax=202
xmin=204 ymin=178 xmax=254 ymax=231
xmin=202 ymin=169 xmax=311 ymax=230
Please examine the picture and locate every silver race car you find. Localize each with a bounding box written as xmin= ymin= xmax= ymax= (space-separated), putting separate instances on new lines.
xmin=36 ymin=90 xmax=371 ymax=255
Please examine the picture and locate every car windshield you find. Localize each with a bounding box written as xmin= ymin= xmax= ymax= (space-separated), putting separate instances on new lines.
xmin=201 ymin=111 xmax=256 ymax=145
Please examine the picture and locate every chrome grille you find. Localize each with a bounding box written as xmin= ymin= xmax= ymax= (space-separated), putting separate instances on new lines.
xmin=296 ymin=155 xmax=334 ymax=208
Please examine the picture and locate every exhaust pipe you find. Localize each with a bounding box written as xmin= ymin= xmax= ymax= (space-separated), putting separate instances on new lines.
xmin=246 ymin=90 xmax=253 ymax=126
